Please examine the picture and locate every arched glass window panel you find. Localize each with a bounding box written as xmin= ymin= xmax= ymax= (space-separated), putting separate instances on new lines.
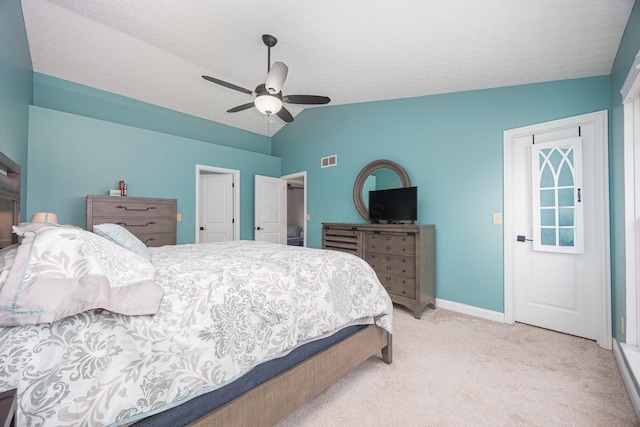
xmin=558 ymin=157 xmax=574 ymax=187
xmin=549 ymin=149 xmax=563 ymax=170
xmin=540 ymin=164 xmax=555 ymax=188
xmin=531 ymin=137 xmax=584 ymax=254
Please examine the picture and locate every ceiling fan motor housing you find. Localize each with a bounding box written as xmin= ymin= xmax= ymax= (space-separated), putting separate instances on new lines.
xmin=266 ymin=62 xmax=288 ymax=94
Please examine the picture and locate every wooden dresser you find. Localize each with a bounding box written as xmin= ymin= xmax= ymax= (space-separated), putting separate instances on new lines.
xmin=86 ymin=195 xmax=177 ymax=247
xmin=322 ymin=223 xmax=435 ymax=319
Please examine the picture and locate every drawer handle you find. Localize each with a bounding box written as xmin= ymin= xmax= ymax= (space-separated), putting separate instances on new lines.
xmin=143 ymin=238 xmax=156 ymax=244
xmin=386 ymin=245 xmax=391 ymax=251
xmin=385 ymin=277 xmax=392 ymax=281
xmin=386 ymin=266 xmax=392 ymax=271
xmin=386 ymin=236 xmax=391 ymax=240
xmin=402 ymin=290 xmax=406 ymax=294
xmin=115 ymin=221 xmax=156 ymax=227
xmin=386 ymin=286 xmax=391 ymax=290
xmin=116 ymin=205 xmax=157 ymax=212
xmin=386 ymin=256 xmax=392 ymax=261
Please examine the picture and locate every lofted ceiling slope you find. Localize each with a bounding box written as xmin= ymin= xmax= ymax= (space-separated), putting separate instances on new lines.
xmin=21 ymin=0 xmax=635 ymax=136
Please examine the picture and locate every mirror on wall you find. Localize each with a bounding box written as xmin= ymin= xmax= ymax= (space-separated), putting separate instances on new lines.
xmin=353 ymin=159 xmax=411 ymax=220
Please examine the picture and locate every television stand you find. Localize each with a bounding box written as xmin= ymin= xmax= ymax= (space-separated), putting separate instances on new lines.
xmin=321 ymin=223 xmax=436 ymax=319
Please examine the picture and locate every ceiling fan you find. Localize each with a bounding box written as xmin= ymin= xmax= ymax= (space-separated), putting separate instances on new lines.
xmin=202 ymin=34 xmax=330 ymax=123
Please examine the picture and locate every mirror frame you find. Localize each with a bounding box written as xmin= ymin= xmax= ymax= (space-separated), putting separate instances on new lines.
xmin=353 ymin=159 xmax=411 ymax=220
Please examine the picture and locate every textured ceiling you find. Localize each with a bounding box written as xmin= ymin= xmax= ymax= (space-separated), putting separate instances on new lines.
xmin=21 ymin=0 xmax=635 ymax=137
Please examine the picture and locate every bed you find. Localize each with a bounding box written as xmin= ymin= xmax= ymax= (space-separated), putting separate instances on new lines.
xmin=0 ymin=152 xmax=393 ymax=426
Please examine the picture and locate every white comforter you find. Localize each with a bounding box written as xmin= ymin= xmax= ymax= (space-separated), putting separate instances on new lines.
xmin=0 ymin=241 xmax=392 ymax=426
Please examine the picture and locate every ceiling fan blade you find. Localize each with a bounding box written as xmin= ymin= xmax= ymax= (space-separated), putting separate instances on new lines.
xmin=227 ymin=103 xmax=255 ymax=113
xmin=282 ymin=95 xmax=330 ymax=105
xmin=276 ymin=106 xmax=294 ymax=123
xmin=202 ymin=75 xmax=253 ymax=95
xmin=265 ymin=62 xmax=288 ymax=95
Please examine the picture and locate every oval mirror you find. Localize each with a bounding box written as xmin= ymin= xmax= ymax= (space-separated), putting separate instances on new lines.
xmin=353 ymin=159 xmax=411 ymax=220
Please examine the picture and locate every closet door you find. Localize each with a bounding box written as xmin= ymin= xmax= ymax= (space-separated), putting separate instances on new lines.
xmin=254 ymin=175 xmax=286 ymax=244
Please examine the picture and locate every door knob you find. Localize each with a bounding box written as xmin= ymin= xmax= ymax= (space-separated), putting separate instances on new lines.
xmin=516 ymin=235 xmax=533 ymax=242
xmin=199 ymin=226 xmax=205 ymax=231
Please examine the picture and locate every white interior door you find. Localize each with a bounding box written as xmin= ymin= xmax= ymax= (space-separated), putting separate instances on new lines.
xmin=199 ymin=173 xmax=234 ymax=242
xmin=255 ymin=175 xmax=286 ymax=243
xmin=504 ymin=112 xmax=610 ymax=346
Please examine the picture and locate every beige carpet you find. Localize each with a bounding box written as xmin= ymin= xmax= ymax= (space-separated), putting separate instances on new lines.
xmin=276 ymin=307 xmax=638 ymax=427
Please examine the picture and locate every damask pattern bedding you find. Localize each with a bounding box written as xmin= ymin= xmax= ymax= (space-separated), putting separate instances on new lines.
xmin=0 ymin=238 xmax=392 ymax=426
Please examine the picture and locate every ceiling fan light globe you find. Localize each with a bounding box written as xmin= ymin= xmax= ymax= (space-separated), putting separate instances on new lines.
xmin=255 ymin=95 xmax=283 ymax=115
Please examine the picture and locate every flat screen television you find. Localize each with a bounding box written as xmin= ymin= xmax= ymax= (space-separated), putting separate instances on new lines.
xmin=368 ymin=186 xmax=418 ymax=223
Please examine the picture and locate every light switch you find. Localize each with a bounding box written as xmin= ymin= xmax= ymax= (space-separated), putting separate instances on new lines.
xmin=306 ymin=214 xmax=311 ymax=221
xmin=492 ymin=213 xmax=502 ymax=224
xmin=176 ymin=213 xmax=182 ymax=222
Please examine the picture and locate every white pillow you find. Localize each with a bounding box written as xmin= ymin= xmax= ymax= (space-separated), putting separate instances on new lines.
xmin=0 ymin=224 xmax=163 ymax=326
xmin=93 ymin=223 xmax=151 ymax=261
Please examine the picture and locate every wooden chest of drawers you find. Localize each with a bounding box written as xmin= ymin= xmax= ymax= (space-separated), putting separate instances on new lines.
xmin=86 ymin=195 xmax=177 ymax=247
xmin=323 ymin=223 xmax=435 ymax=319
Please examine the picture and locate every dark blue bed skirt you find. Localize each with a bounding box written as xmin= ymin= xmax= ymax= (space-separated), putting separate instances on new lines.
xmin=132 ymin=325 xmax=364 ymax=426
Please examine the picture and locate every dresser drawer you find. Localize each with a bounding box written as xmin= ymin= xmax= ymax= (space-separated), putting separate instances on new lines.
xmin=92 ymin=217 xmax=174 ymax=234
xmin=133 ymin=232 xmax=175 ymax=247
xmin=365 ymin=252 xmax=416 ymax=277
xmin=377 ymin=274 xmax=416 ymax=298
xmin=322 ymin=226 xmax=360 ymax=255
xmin=364 ymin=232 xmax=415 ymax=255
xmin=91 ymin=199 xmax=175 ymax=218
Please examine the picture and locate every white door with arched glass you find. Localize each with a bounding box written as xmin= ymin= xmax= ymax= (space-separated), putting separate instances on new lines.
xmin=505 ymin=112 xmax=609 ymax=344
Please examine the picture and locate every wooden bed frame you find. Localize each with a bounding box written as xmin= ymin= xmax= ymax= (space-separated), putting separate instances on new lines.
xmin=0 ymin=151 xmax=20 ymax=249
xmin=191 ymin=325 xmax=391 ymax=427
xmin=0 ymin=151 xmax=392 ymax=427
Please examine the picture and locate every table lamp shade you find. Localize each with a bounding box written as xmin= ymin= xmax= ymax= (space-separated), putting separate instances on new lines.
xmin=31 ymin=212 xmax=58 ymax=224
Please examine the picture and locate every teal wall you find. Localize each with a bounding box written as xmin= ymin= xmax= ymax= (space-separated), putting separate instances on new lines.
xmin=0 ymin=0 xmax=32 ymax=219
xmin=28 ymin=66 xmax=278 ymax=244
xmin=27 ymin=106 xmax=281 ymax=243
xmin=33 ymin=73 xmax=272 ymax=155
xmin=610 ymin=1 xmax=640 ymax=343
xmin=272 ymin=77 xmax=611 ymax=313
xmin=2 ymin=0 xmax=637 ymax=324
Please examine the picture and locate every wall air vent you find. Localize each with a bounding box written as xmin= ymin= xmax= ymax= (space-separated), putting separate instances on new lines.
xmin=321 ymin=155 xmax=337 ymax=168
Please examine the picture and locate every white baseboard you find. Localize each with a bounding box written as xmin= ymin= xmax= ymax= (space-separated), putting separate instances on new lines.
xmin=435 ymin=298 xmax=505 ymax=323
xmin=613 ymin=339 xmax=640 ymax=420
